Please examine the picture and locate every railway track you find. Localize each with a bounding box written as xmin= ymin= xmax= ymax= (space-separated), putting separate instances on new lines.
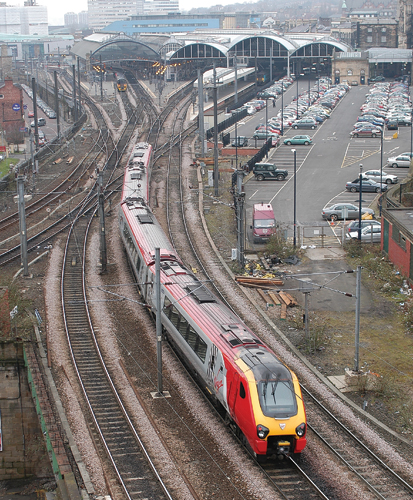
xmin=61 ymin=212 xmax=174 ymax=500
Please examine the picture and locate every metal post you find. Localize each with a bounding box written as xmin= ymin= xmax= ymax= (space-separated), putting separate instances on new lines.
xmin=17 ymin=175 xmax=29 ymax=276
xmin=354 ymin=265 xmax=361 ymax=371
xmin=72 ymin=65 xmax=77 ymax=122
xmin=54 ymin=71 xmax=60 ymax=140
xmin=77 ymin=57 xmax=81 ymax=117
xmin=270 ymin=45 xmax=273 ymax=83
xmin=358 ymin=164 xmax=363 ymax=241
xmin=292 ymin=149 xmax=297 ymax=247
xmin=100 ymin=55 xmax=103 ymax=102
xmin=31 ymin=77 xmax=39 ymax=152
xmin=97 ymin=170 xmax=107 ymax=273
xmin=265 ymin=98 xmax=268 ymax=157
xmin=281 ymin=83 xmax=284 ymax=136
xmin=236 ymin=170 xmax=245 ymax=268
xmin=234 ymin=56 xmax=238 ymax=104
xmin=155 ymin=248 xmax=163 ymax=395
xmin=410 ymin=111 xmax=413 ymax=155
xmin=296 ymin=77 xmax=299 ymax=119
xmin=380 ymin=131 xmax=383 ymax=216
xmin=304 ymin=292 xmax=309 ymax=338
xmin=255 ymin=56 xmax=258 ymax=91
xmin=213 ymin=64 xmax=219 ymax=197
xmin=29 ymin=129 xmax=35 ymax=189
xmin=235 ymin=119 xmax=238 ymax=169
xmin=197 ymin=69 xmax=205 ymax=156
xmin=308 ymin=75 xmax=310 ymax=107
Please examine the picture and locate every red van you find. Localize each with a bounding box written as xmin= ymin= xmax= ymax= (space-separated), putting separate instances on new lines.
xmin=252 ymin=203 xmax=276 ymax=243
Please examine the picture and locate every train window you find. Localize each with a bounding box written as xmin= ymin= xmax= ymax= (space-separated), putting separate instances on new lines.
xmin=169 ymin=308 xmax=180 ymax=328
xmin=239 ymin=382 xmax=246 ymax=399
xmin=195 ymin=336 xmax=207 ymax=362
xmin=186 ymin=326 xmax=198 ymax=350
xmin=178 ymin=316 xmax=189 ymax=336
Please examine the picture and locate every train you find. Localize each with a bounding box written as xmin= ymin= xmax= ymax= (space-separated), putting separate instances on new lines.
xmin=257 ymin=71 xmax=270 ymax=86
xmin=119 ymin=141 xmax=307 ymax=461
xmin=116 ymin=72 xmax=127 ymax=92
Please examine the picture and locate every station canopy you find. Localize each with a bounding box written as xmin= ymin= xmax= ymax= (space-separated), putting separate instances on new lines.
xmin=71 ymin=29 xmax=351 ymax=65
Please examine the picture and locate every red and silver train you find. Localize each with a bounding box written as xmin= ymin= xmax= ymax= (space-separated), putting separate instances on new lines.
xmin=119 ymin=142 xmax=307 ymax=460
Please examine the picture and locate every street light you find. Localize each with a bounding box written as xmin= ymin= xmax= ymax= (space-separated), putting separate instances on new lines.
xmin=281 ymin=82 xmax=284 ymax=136
xmin=296 ymin=77 xmax=299 ymax=120
xmin=358 ymin=164 xmax=363 ymax=241
xmin=265 ymin=97 xmax=268 ymax=157
xmin=292 ymin=148 xmax=297 ymax=247
xmin=235 ymin=118 xmax=238 ymax=169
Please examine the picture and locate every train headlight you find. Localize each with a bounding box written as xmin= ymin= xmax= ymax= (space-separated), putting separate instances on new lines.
xmin=296 ymin=423 xmax=306 ymax=437
xmin=257 ymin=425 xmax=269 ymax=440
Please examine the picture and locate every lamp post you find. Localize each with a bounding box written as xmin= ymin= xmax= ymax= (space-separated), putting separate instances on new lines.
xmin=281 ymin=82 xmax=284 ymax=136
xmin=265 ymin=97 xmax=268 ymax=157
xmin=235 ymin=118 xmax=238 ymax=169
xmin=296 ymin=77 xmax=299 ymax=120
xmin=380 ymin=130 xmax=383 ymax=216
xmin=358 ymin=164 xmax=363 ymax=241
xmin=292 ymin=148 xmax=297 ymax=247
xmin=410 ymin=112 xmax=413 ymax=155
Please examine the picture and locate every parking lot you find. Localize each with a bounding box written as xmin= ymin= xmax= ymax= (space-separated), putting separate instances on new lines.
xmin=230 ymin=82 xmax=412 ymax=245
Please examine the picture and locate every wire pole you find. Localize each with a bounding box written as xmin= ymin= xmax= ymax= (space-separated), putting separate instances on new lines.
xmin=54 ymin=71 xmax=60 ymax=140
xmin=358 ymin=164 xmax=363 ymax=241
xmin=17 ymin=175 xmax=29 ymax=276
xmin=155 ymin=248 xmax=163 ymax=396
xmin=97 ymin=170 xmax=107 ymax=273
xmin=236 ymin=170 xmax=245 ymax=268
xmin=77 ymin=57 xmax=81 ymax=117
xmin=31 ymin=77 xmax=39 ymax=152
xmin=354 ymin=265 xmax=361 ymax=371
xmin=213 ymin=63 xmax=219 ymax=197
xmin=292 ymin=148 xmax=297 ymax=247
xmin=197 ymin=68 xmax=205 ymax=156
xmin=72 ymin=65 xmax=77 ymax=122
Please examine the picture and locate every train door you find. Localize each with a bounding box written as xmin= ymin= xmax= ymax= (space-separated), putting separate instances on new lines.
xmin=228 ymin=372 xmax=239 ymax=417
xmin=207 ymin=345 xmax=227 ymax=409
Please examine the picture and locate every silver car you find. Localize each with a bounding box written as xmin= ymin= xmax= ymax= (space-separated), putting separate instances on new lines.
xmin=347 ymin=225 xmax=382 ymax=243
xmin=321 ymin=203 xmax=375 ymax=222
xmin=363 ymin=170 xmax=398 ymax=184
xmin=387 ymin=155 xmax=411 ymax=168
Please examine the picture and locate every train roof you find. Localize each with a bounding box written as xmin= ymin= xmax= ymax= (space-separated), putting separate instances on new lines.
xmin=121 ymin=142 xmax=152 ymax=205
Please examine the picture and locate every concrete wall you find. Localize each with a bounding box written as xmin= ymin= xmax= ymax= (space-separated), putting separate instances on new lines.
xmin=0 ymin=341 xmax=51 ymax=480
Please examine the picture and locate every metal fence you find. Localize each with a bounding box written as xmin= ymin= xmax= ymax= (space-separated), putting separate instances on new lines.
xmin=206 ymin=108 xmax=248 ymax=140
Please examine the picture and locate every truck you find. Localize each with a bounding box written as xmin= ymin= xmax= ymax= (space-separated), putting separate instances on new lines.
xmin=252 ymin=203 xmax=276 ymax=243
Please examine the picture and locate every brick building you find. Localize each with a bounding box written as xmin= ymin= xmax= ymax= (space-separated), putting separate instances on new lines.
xmin=0 ymin=77 xmax=25 ymax=145
xmin=353 ymin=18 xmax=398 ymax=49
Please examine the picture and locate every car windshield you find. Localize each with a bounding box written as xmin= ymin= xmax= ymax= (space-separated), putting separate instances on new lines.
xmin=254 ymin=219 xmax=274 ymax=228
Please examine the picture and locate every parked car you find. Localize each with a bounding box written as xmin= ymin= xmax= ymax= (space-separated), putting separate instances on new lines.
xmin=346 ymin=219 xmax=381 ymax=234
xmin=345 ymin=178 xmax=387 ymax=193
xmin=283 ymin=135 xmax=312 ymax=146
xmin=321 ymin=203 xmax=375 ymax=221
xmin=30 ymin=117 xmax=46 ymax=127
xmin=28 ymin=111 xmax=34 ymax=118
xmin=231 ymin=136 xmax=248 ymax=147
xmin=252 ymin=163 xmax=288 ymax=181
xmin=387 ymin=120 xmax=398 ymax=130
xmin=363 ymin=169 xmax=398 ymax=184
xmin=370 ymin=76 xmax=385 ymax=82
xmin=387 ymin=155 xmax=412 ymax=168
xmin=293 ymin=118 xmax=317 ymax=130
xmin=347 ymin=224 xmax=382 ymax=243
xmin=252 ymin=130 xmax=279 ymax=140
xmin=350 ymin=128 xmax=381 ymax=138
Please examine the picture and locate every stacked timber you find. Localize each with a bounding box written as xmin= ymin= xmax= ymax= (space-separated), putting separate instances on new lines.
xmin=235 ymin=276 xmax=284 ymax=288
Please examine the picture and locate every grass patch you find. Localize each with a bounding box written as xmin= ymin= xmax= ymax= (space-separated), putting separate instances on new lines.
xmin=0 ymin=158 xmax=18 ymax=178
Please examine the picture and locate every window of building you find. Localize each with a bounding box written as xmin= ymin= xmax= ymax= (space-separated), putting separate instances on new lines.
xmin=0 ymin=94 xmax=3 ymax=99
xmin=368 ymin=27 xmax=373 ymax=32
xmin=367 ymin=36 xmax=373 ymax=43
xmin=392 ymin=226 xmax=407 ymax=251
xmin=381 ymin=36 xmax=386 ymax=43
xmin=347 ymin=69 xmax=353 ymax=76
xmin=382 ymin=27 xmax=386 ymax=32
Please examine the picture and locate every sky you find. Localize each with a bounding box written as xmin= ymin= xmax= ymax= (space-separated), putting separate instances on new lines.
xmin=6 ymin=0 xmax=231 ymax=25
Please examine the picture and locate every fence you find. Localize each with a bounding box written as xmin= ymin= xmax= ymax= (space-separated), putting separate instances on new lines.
xmin=206 ymin=108 xmax=248 ymax=140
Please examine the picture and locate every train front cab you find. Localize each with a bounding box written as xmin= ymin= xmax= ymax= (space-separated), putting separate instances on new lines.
xmin=233 ymin=353 xmax=307 ymax=460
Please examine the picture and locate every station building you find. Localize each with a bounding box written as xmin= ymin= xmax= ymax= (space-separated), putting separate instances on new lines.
xmin=70 ymin=28 xmax=411 ymax=85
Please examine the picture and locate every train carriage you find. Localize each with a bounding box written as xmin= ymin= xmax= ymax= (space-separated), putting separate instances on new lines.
xmin=116 ymin=72 xmax=127 ymax=92
xmin=119 ymin=142 xmax=307 ymax=460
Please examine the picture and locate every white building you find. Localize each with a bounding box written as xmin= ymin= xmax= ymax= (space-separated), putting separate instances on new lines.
xmin=143 ymin=0 xmax=179 ymax=14
xmin=0 ymin=5 xmax=48 ymax=36
xmin=87 ymin=0 xmax=144 ymax=31
xmin=78 ymin=11 xmax=88 ymax=26
xmin=64 ymin=12 xmax=78 ymax=26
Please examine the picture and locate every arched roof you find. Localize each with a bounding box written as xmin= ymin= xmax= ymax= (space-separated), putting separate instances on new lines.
xmin=168 ymin=41 xmax=227 ymax=61
xmin=91 ymin=38 xmax=160 ymax=62
xmin=228 ymin=34 xmax=298 ymax=53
